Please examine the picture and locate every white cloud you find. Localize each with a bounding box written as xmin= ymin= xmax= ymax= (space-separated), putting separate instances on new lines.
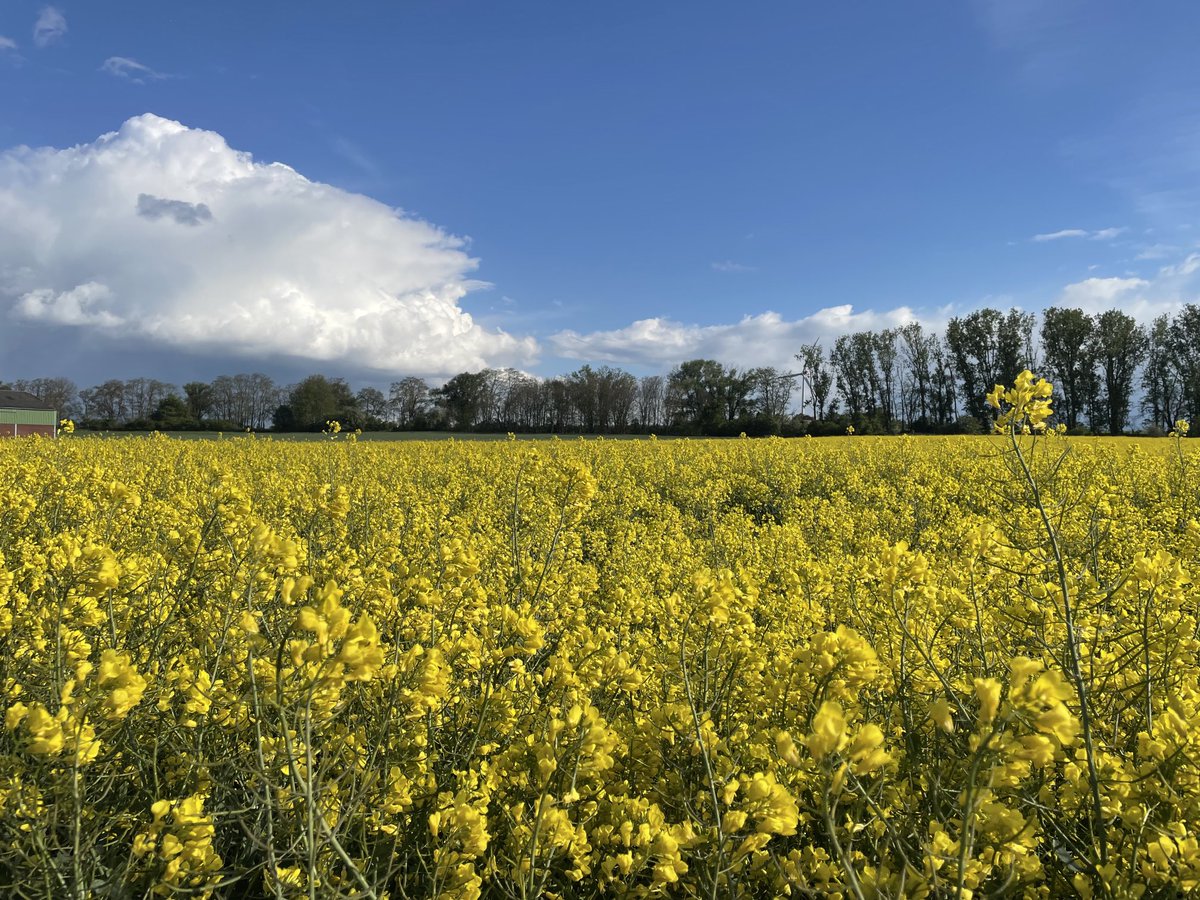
xmin=1033 ymin=228 xmax=1088 ymax=241
xmin=711 ymin=260 xmax=756 ymax=273
xmin=1135 ymin=243 xmax=1179 ymax=260
xmin=1056 ymin=259 xmax=1196 ymax=320
xmin=554 ymin=244 xmax=1200 ymax=374
xmin=0 ymin=114 xmax=538 ymax=376
xmin=32 ymin=6 xmax=66 ymax=47
xmin=1159 ymin=253 xmax=1200 ymax=279
xmin=1032 ymin=227 xmax=1125 ymax=242
xmin=18 ymin=282 xmax=123 ymax=327
xmin=550 ymin=305 xmax=934 ymax=371
xmin=1059 ymin=276 xmax=1148 ymax=310
xmin=101 ymin=57 xmax=168 ymax=83
xmin=0 ymin=35 xmax=17 ymax=52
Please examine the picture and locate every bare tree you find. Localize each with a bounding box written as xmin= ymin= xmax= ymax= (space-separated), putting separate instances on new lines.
xmin=749 ymin=367 xmax=793 ymax=420
xmin=607 ymin=369 xmax=639 ymax=431
xmin=80 ymin=380 xmax=129 ymax=425
xmin=502 ymin=373 xmax=546 ymax=429
xmin=795 ymin=343 xmax=833 ymax=421
xmin=11 ymin=377 xmax=78 ymax=417
xmin=898 ymin=323 xmax=935 ymax=426
xmin=245 ymin=374 xmax=282 ymax=429
xmin=389 ymin=377 xmax=430 ymax=428
xmin=124 ymin=378 xmax=176 ymax=421
xmin=637 ymin=375 xmax=666 ymax=428
xmin=356 ymin=387 xmax=390 ymax=423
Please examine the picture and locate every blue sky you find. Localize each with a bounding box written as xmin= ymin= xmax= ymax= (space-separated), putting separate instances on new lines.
xmin=2 ymin=1 xmax=1200 ymax=383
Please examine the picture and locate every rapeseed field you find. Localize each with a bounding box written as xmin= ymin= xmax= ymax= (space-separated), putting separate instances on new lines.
xmin=0 ymin=376 xmax=1196 ymax=898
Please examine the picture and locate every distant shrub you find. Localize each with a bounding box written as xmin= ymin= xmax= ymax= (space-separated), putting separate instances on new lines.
xmin=954 ymin=414 xmax=984 ymax=434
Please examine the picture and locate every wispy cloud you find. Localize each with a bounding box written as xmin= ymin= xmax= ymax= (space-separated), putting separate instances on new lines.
xmin=1134 ymin=243 xmax=1181 ymax=260
xmin=711 ymin=260 xmax=756 ymax=273
xmin=101 ymin=57 xmax=169 ymax=83
xmin=1032 ymin=226 xmax=1125 ymax=242
xmin=1158 ymin=253 xmax=1200 ymax=279
xmin=32 ymin=6 xmax=66 ymax=48
xmin=970 ymin=0 xmax=1090 ymax=86
xmin=0 ymin=34 xmax=25 ymax=66
xmin=1033 ymin=229 xmax=1088 ymax=242
xmin=331 ymin=137 xmax=380 ymax=177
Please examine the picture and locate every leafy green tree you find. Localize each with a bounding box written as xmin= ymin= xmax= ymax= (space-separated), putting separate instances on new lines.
xmin=946 ymin=308 xmax=1034 ymax=421
xmin=831 ymin=333 xmax=876 ymax=419
xmin=434 ymin=371 xmax=490 ymax=430
xmin=1088 ymin=310 xmax=1145 ymax=434
xmin=667 ymin=360 xmax=727 ymax=430
xmin=1143 ymin=314 xmax=1183 ymax=431
xmin=183 ymin=382 xmax=214 ymax=422
xmin=1039 ymin=307 xmax=1096 ymax=429
xmin=873 ymin=329 xmax=900 ymax=425
xmin=151 ymin=394 xmax=196 ymax=429
xmin=276 ymin=375 xmax=354 ymax=431
xmin=720 ymin=368 xmax=756 ymax=423
xmin=1171 ymin=303 xmax=1200 ymax=425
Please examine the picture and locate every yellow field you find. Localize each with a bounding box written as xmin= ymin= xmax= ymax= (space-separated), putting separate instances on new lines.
xmin=0 ymin=420 xmax=1197 ymax=896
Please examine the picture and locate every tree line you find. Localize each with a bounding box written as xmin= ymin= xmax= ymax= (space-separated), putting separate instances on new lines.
xmin=3 ymin=303 xmax=1198 ymax=435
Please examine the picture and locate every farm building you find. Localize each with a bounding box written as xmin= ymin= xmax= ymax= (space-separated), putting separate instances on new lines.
xmin=0 ymin=390 xmax=57 ymax=437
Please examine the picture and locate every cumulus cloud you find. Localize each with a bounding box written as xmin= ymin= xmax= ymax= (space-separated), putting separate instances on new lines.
xmin=101 ymin=56 xmax=168 ymax=83
xmin=550 ymin=305 xmax=936 ymax=371
xmin=1032 ymin=226 xmax=1126 ymax=242
xmin=0 ymin=36 xmax=17 ymax=52
xmin=32 ymin=6 xmax=66 ymax=47
xmin=0 ymin=114 xmax=537 ymax=375
xmin=17 ymin=281 xmax=123 ymax=327
xmin=1057 ymin=255 xmax=1198 ymax=320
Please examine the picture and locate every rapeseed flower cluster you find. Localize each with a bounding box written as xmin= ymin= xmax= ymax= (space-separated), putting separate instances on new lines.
xmin=0 ymin=383 xmax=1196 ymax=897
